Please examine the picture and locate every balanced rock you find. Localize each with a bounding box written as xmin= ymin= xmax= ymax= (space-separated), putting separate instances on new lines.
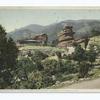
xmin=57 ymin=25 xmax=75 ymax=48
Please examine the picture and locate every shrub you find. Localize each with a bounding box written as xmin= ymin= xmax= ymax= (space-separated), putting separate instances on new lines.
xmin=17 ymin=57 xmax=37 ymax=74
xmin=60 ymin=60 xmax=78 ymax=74
xmin=31 ymin=50 xmax=48 ymax=62
xmin=79 ymin=62 xmax=91 ymax=78
xmin=42 ymin=75 xmax=55 ymax=87
xmin=31 ymin=50 xmax=48 ymax=71
xmin=42 ymin=59 xmax=60 ymax=75
xmin=29 ymin=71 xmax=50 ymax=89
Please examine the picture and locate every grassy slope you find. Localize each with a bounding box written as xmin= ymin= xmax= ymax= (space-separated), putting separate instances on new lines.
xmin=89 ymin=35 xmax=100 ymax=46
xmin=19 ymin=45 xmax=65 ymax=51
xmin=19 ymin=45 xmax=67 ymax=57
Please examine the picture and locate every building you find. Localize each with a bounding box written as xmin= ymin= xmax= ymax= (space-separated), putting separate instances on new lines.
xmin=18 ymin=33 xmax=48 ymax=46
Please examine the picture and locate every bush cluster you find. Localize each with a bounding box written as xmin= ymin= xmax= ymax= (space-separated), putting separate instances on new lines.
xmin=14 ymin=50 xmax=78 ymax=89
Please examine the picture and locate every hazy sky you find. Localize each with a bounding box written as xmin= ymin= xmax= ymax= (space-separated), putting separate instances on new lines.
xmin=0 ymin=8 xmax=100 ymax=32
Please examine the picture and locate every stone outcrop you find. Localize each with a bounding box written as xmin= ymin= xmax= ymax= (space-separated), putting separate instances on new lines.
xmin=57 ymin=25 xmax=75 ymax=48
xmin=57 ymin=25 xmax=90 ymax=49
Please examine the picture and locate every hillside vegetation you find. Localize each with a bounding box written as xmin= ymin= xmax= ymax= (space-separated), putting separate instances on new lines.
xmin=14 ymin=35 xmax=100 ymax=89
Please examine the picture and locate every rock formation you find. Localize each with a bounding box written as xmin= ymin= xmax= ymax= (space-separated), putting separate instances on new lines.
xmin=57 ymin=25 xmax=75 ymax=48
xmin=57 ymin=25 xmax=89 ymax=49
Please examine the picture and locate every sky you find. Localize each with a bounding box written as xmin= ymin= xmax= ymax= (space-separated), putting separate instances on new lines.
xmin=0 ymin=7 xmax=100 ymax=32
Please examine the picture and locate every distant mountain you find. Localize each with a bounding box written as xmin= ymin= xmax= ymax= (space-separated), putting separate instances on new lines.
xmin=20 ymin=24 xmax=45 ymax=33
xmin=9 ymin=20 xmax=100 ymax=41
xmin=9 ymin=24 xmax=45 ymax=40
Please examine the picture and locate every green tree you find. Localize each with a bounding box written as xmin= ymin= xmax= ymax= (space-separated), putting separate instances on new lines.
xmin=73 ymin=45 xmax=86 ymax=64
xmin=86 ymin=44 xmax=97 ymax=66
xmin=72 ymin=45 xmax=94 ymax=78
xmin=0 ymin=25 xmax=18 ymax=88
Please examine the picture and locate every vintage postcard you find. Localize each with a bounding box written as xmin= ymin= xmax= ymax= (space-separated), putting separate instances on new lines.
xmin=0 ymin=6 xmax=100 ymax=92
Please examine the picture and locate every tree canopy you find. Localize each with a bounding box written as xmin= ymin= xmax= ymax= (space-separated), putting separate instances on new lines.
xmin=0 ymin=25 xmax=18 ymax=88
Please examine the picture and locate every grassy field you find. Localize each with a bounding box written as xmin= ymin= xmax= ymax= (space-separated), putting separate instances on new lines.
xmin=89 ymin=35 xmax=100 ymax=46
xmin=19 ymin=45 xmax=66 ymax=52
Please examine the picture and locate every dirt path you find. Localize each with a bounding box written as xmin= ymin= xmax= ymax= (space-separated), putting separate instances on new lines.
xmin=61 ymin=78 xmax=100 ymax=89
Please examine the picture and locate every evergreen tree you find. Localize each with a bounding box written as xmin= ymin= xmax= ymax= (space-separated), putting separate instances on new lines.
xmin=72 ymin=45 xmax=96 ymax=78
xmin=0 ymin=25 xmax=18 ymax=88
xmin=86 ymin=44 xmax=97 ymax=65
xmin=73 ymin=45 xmax=86 ymax=64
